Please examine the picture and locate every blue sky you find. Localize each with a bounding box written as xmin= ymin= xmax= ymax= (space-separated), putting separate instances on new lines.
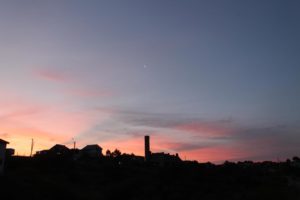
xmin=0 ymin=0 xmax=300 ymax=162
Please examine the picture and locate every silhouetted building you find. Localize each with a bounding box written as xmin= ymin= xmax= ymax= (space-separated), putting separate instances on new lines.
xmin=0 ymin=139 xmax=9 ymax=174
xmin=81 ymin=144 xmax=103 ymax=158
xmin=36 ymin=144 xmax=71 ymax=157
xmin=144 ymin=135 xmax=181 ymax=166
xmin=49 ymin=144 xmax=70 ymax=155
xmin=145 ymin=135 xmax=151 ymax=161
xmin=151 ymin=152 xmax=181 ymax=166
xmin=35 ymin=144 xmax=104 ymax=160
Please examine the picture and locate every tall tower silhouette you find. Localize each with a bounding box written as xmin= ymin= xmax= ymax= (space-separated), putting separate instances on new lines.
xmin=144 ymin=135 xmax=150 ymax=161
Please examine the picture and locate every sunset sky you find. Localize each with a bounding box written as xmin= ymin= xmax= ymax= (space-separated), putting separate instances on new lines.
xmin=1 ymin=0 xmax=300 ymax=163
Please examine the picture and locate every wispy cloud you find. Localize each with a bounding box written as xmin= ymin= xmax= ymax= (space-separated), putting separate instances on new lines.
xmin=34 ymin=69 xmax=69 ymax=82
xmin=114 ymin=108 xmax=233 ymax=137
xmin=107 ymin=108 xmax=300 ymax=162
xmin=65 ymin=88 xmax=114 ymax=98
xmin=2 ymin=98 xmax=299 ymax=162
xmin=0 ymin=107 xmax=43 ymax=120
xmin=162 ymin=142 xmax=211 ymax=152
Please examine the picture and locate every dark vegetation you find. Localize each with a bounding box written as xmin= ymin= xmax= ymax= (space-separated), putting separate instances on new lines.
xmin=1 ymin=156 xmax=300 ymax=200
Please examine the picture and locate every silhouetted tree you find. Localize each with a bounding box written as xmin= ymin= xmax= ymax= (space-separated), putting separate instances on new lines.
xmin=106 ymin=150 xmax=111 ymax=157
xmin=111 ymin=149 xmax=121 ymax=158
xmin=293 ymin=156 xmax=300 ymax=162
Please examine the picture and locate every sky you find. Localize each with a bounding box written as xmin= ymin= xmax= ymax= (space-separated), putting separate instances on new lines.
xmin=0 ymin=0 xmax=300 ymax=163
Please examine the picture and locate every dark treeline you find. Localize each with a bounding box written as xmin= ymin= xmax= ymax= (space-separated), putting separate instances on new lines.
xmin=1 ymin=155 xmax=300 ymax=200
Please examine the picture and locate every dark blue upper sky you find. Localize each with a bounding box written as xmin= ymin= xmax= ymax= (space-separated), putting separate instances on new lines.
xmin=0 ymin=0 xmax=300 ymax=162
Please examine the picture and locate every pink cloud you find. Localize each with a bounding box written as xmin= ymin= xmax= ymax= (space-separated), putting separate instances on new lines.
xmin=160 ymin=141 xmax=208 ymax=152
xmin=0 ymin=94 xmax=115 ymax=155
xmin=0 ymin=107 xmax=43 ymax=120
xmin=0 ymin=96 xmax=46 ymax=120
xmin=34 ymin=69 xmax=69 ymax=82
xmin=65 ymin=88 xmax=114 ymax=98
xmin=174 ymin=122 xmax=233 ymax=138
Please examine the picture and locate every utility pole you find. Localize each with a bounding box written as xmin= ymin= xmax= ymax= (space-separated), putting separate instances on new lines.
xmin=30 ymin=138 xmax=34 ymax=157
xmin=72 ymin=138 xmax=76 ymax=150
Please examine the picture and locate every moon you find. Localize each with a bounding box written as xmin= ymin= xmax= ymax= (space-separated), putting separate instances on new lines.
xmin=143 ymin=64 xmax=147 ymax=69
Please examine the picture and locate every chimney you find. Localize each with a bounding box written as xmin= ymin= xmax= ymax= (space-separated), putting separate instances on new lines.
xmin=144 ymin=135 xmax=150 ymax=161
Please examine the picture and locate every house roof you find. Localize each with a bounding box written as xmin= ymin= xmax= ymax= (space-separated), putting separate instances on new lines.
xmin=82 ymin=144 xmax=102 ymax=151
xmin=0 ymin=139 xmax=9 ymax=144
xmin=49 ymin=144 xmax=69 ymax=151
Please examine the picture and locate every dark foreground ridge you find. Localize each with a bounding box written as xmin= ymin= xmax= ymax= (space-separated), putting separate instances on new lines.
xmin=1 ymin=156 xmax=300 ymax=200
xmin=1 ymin=136 xmax=300 ymax=199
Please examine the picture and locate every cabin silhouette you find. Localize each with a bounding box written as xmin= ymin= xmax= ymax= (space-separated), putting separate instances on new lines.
xmin=36 ymin=143 xmax=103 ymax=160
xmin=81 ymin=144 xmax=103 ymax=158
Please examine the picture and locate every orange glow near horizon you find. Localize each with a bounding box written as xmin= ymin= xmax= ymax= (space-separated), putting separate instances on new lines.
xmin=0 ymin=88 xmax=291 ymax=163
xmin=0 ymin=93 xmax=115 ymax=156
xmin=0 ymin=126 xmax=70 ymax=156
xmin=0 ymin=130 xmax=285 ymax=163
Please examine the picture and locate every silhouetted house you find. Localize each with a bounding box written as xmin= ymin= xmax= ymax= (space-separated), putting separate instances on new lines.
xmin=35 ymin=144 xmax=71 ymax=157
xmin=0 ymin=139 xmax=9 ymax=174
xmin=81 ymin=144 xmax=103 ymax=158
xmin=35 ymin=144 xmax=72 ymax=158
xmin=49 ymin=144 xmax=70 ymax=156
xmin=35 ymin=145 xmax=75 ymax=159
